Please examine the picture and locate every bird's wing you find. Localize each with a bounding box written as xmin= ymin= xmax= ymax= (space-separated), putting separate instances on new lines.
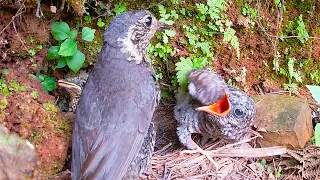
xmin=188 ymin=69 xmax=228 ymax=105
xmin=71 ymin=54 xmax=158 ymax=180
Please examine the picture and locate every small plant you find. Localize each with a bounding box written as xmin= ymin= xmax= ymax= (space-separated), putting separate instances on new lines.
xmin=280 ymin=57 xmax=302 ymax=94
xmin=296 ymin=15 xmax=309 ymax=43
xmin=9 ymin=80 xmax=27 ymax=92
xmin=241 ymin=3 xmax=257 ymax=28
xmin=114 ymin=2 xmax=126 ymax=15
xmin=273 ymin=51 xmax=281 ymax=73
xmin=84 ymin=15 xmax=92 ymax=24
xmin=275 ymin=166 xmax=282 ymax=178
xmin=97 ymin=18 xmax=106 ymax=29
xmin=0 ymin=79 xmax=27 ymax=95
xmin=175 ymin=57 xmax=208 ymax=90
xmin=241 ymin=3 xmax=257 ymax=18
xmin=193 ymin=0 xmax=240 ymax=59
xmin=274 ymin=0 xmax=286 ymax=11
xmin=47 ymin=22 xmax=96 ymax=72
xmin=148 ymin=5 xmax=177 ymax=62
xmin=281 ymin=14 xmax=309 ymax=43
xmin=31 ymin=91 xmax=39 ymax=99
xmin=36 ymin=73 xmax=56 ymax=92
xmin=223 ymin=20 xmax=240 ymax=58
xmin=158 ymin=5 xmax=175 ymax=25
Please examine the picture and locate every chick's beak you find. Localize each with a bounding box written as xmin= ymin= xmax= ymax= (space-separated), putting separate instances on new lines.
xmin=158 ymin=21 xmax=170 ymax=31
xmin=196 ymin=93 xmax=231 ymax=117
xmin=57 ymin=79 xmax=82 ymax=92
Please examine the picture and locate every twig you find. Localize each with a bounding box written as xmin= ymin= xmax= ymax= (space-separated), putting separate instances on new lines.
xmin=155 ymin=143 xmax=172 ymax=155
xmin=12 ymin=21 xmax=27 ymax=51
xmin=35 ymin=0 xmax=43 ymax=18
xmin=0 ymin=1 xmax=26 ymax=35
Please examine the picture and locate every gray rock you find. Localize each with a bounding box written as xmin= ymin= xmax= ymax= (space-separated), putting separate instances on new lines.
xmin=252 ymin=94 xmax=313 ymax=148
xmin=0 ymin=125 xmax=38 ymax=179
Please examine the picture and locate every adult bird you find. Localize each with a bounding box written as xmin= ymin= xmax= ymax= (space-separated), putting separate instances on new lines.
xmin=71 ymin=10 xmax=168 ymax=179
xmin=58 ymin=76 xmax=156 ymax=179
xmin=174 ymin=69 xmax=256 ymax=168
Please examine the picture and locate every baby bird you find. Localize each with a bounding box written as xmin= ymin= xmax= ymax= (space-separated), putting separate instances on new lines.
xmin=174 ymin=69 xmax=256 ymax=168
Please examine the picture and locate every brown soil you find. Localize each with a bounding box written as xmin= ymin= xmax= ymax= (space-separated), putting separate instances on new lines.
xmin=0 ymin=69 xmax=72 ymax=175
xmin=0 ymin=7 xmax=71 ymax=176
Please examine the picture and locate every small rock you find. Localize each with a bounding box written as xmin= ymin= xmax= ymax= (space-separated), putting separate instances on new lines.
xmin=0 ymin=125 xmax=38 ymax=179
xmin=252 ymin=94 xmax=313 ymax=148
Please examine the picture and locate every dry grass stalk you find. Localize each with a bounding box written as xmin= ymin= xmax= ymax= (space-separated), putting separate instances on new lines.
xmin=144 ymin=135 xmax=287 ymax=179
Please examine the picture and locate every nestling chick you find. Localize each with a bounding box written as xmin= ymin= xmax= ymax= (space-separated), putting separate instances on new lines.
xmin=174 ymin=69 xmax=256 ymax=167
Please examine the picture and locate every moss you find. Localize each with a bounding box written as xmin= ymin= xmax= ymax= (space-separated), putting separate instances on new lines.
xmin=43 ymin=102 xmax=57 ymax=113
xmin=235 ymin=0 xmax=245 ymax=8
xmin=31 ymin=91 xmax=38 ymax=99
xmin=292 ymin=0 xmax=313 ymax=14
xmin=0 ymin=97 xmax=7 ymax=110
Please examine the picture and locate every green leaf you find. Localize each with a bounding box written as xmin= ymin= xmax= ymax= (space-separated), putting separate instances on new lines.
xmin=167 ymin=21 xmax=175 ymax=25
xmin=114 ymin=2 xmax=126 ymax=15
xmin=56 ymin=58 xmax=67 ymax=68
xmin=58 ymin=39 xmax=77 ymax=56
xmin=41 ymin=76 xmax=56 ymax=92
xmin=0 ymin=69 xmax=9 ymax=75
xmin=196 ymin=3 xmax=208 ymax=15
xmin=163 ymin=34 xmax=168 ymax=43
xmin=82 ymin=27 xmax=96 ymax=42
xmin=296 ymin=15 xmax=309 ymax=43
xmin=70 ymin=29 xmax=78 ymax=41
xmin=51 ymin=22 xmax=71 ymax=41
xmin=306 ymin=85 xmax=320 ymax=104
xmin=171 ymin=10 xmax=179 ymax=19
xmin=28 ymin=49 xmax=36 ymax=56
xmin=275 ymin=166 xmax=282 ymax=178
xmin=180 ymin=8 xmax=186 ymax=15
xmin=65 ymin=50 xmax=85 ymax=72
xmin=36 ymin=73 xmax=56 ymax=92
xmin=315 ymin=123 xmax=320 ymax=146
xmin=164 ymin=30 xmax=176 ymax=37
xmin=175 ymin=57 xmax=194 ymax=89
xmin=158 ymin=4 xmax=166 ymax=16
xmin=47 ymin=46 xmax=60 ymax=60
xmin=97 ymin=18 xmax=105 ymax=28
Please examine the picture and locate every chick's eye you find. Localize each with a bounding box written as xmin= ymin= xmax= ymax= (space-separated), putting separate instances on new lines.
xmin=234 ymin=108 xmax=244 ymax=118
xmin=145 ymin=17 xmax=152 ymax=26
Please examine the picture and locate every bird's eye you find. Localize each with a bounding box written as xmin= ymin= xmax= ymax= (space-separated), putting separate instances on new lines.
xmin=234 ymin=108 xmax=245 ymax=118
xmin=145 ymin=16 xmax=152 ymax=26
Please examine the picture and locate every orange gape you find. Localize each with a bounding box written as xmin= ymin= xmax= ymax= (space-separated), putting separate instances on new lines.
xmin=196 ymin=93 xmax=231 ymax=116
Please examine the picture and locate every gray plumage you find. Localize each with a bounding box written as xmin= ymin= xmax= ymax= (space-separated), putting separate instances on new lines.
xmin=174 ymin=70 xmax=255 ymax=150
xmin=188 ymin=69 xmax=229 ymax=105
xmin=59 ymin=77 xmax=156 ymax=179
xmin=71 ymin=10 xmax=166 ymax=180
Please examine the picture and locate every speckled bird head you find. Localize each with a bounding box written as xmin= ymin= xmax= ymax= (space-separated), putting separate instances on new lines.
xmin=206 ymin=86 xmax=256 ymax=141
xmin=57 ymin=76 xmax=87 ymax=98
xmin=188 ymin=70 xmax=256 ymax=141
xmin=103 ymin=10 xmax=169 ymax=64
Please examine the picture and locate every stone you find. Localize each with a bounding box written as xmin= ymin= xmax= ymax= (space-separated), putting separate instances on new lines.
xmin=252 ymin=94 xmax=313 ymax=148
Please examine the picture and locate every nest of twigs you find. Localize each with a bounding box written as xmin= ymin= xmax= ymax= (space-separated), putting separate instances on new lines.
xmin=145 ymin=105 xmax=289 ymax=180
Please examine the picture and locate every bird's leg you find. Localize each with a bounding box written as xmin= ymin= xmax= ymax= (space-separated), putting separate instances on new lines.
xmin=180 ymin=137 xmax=218 ymax=170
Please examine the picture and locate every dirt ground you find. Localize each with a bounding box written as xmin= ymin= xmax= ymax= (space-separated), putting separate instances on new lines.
xmin=0 ymin=0 xmax=319 ymax=179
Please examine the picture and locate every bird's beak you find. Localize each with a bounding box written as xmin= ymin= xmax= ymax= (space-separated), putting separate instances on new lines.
xmin=196 ymin=93 xmax=231 ymax=116
xmin=57 ymin=79 xmax=82 ymax=92
xmin=157 ymin=21 xmax=170 ymax=31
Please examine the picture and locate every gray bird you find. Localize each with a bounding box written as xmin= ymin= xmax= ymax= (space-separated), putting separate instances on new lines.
xmin=174 ymin=69 xmax=256 ymax=167
xmin=58 ymin=77 xmax=156 ymax=179
xmin=71 ymin=10 xmax=168 ymax=179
